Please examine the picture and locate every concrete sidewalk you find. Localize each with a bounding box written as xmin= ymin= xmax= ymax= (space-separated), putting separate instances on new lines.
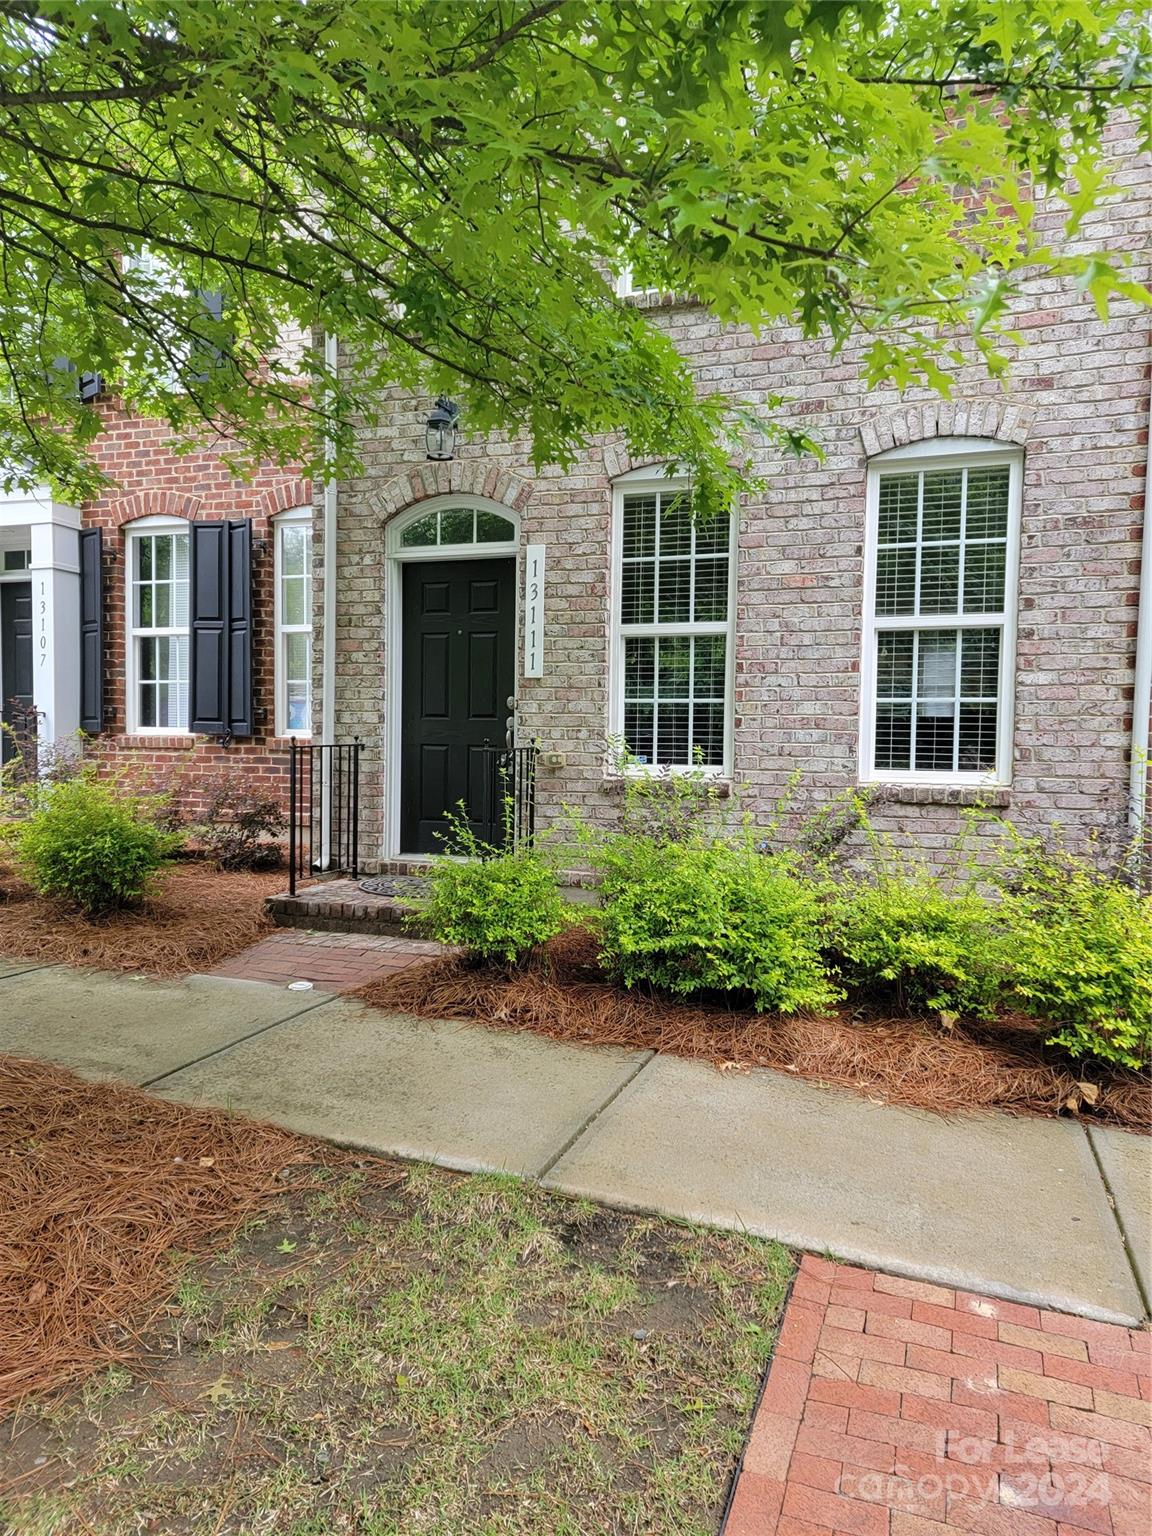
xmin=1 ymin=962 xmax=1148 ymax=1326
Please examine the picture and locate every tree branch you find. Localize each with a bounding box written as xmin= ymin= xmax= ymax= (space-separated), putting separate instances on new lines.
xmin=439 ymin=0 xmax=570 ymax=76
xmin=0 ymin=81 xmax=190 ymax=108
xmin=852 ymin=75 xmax=1148 ymax=92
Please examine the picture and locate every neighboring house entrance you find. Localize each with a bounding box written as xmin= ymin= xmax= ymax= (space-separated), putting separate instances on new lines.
xmin=0 ymin=581 xmax=33 ymax=765
xmin=399 ymin=556 xmax=516 ymax=853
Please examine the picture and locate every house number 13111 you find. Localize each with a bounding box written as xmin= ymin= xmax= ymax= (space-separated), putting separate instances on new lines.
xmin=524 ymin=544 xmax=545 ymax=678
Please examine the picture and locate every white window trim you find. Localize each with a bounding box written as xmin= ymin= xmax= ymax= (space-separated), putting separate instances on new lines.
xmin=386 ymin=494 xmax=520 ymax=561
xmin=123 ymin=248 xmax=187 ymax=393
xmin=274 ymin=506 xmax=314 ymax=738
xmin=609 ymin=470 xmax=736 ymax=777
xmin=384 ymin=495 xmax=522 ymax=861
xmin=124 ymin=514 xmax=192 ymax=736
xmin=858 ymin=437 xmax=1022 ymax=788
xmin=614 ymin=263 xmax=661 ymax=299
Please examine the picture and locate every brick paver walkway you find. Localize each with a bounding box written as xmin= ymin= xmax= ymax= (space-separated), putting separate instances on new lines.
xmin=208 ymin=930 xmax=444 ymax=992
xmin=727 ymin=1256 xmax=1151 ymax=1536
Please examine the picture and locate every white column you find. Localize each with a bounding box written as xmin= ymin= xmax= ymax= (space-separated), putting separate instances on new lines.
xmin=27 ymin=497 xmax=82 ymax=746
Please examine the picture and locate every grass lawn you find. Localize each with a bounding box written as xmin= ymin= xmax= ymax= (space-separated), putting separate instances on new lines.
xmin=2 ymin=1158 xmax=794 ymax=1535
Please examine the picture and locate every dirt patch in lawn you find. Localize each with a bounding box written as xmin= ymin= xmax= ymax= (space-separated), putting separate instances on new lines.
xmin=359 ymin=926 xmax=1151 ymax=1133
xmin=0 ymin=1055 xmax=350 ymax=1411
xmin=0 ymin=1063 xmax=793 ymax=1535
xmin=0 ymin=860 xmax=281 ymax=976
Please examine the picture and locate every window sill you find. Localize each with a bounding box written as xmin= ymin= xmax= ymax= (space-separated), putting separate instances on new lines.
xmin=113 ymin=733 xmax=198 ymax=751
xmin=866 ymin=782 xmax=1011 ymax=809
xmin=603 ymin=774 xmax=733 ymax=797
xmin=621 ymin=289 xmax=700 ymax=311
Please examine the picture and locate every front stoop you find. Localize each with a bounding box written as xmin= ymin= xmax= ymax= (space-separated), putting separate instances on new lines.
xmin=267 ymin=878 xmax=417 ymax=936
xmin=268 ymin=865 xmax=600 ymax=935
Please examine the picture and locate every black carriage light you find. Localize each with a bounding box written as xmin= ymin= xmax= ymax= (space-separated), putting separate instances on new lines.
xmin=425 ymin=396 xmax=460 ymax=461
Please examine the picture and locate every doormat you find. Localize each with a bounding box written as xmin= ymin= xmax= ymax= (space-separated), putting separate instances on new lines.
xmin=357 ymin=875 xmax=428 ymax=901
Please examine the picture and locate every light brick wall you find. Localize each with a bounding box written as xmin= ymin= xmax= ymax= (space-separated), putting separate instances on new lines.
xmin=79 ymin=399 xmax=310 ymax=814
xmin=325 ymin=120 xmax=1150 ymax=870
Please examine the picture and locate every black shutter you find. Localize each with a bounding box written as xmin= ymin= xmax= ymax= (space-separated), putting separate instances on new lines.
xmin=227 ymin=518 xmax=252 ymax=737
xmin=189 ymin=521 xmax=228 ymax=734
xmin=78 ymin=527 xmax=103 ymax=734
xmin=50 ymin=358 xmax=103 ymax=402
xmin=189 ymin=518 xmax=253 ymax=738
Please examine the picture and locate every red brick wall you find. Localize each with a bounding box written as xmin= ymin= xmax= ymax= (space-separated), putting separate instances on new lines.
xmin=80 ymin=398 xmax=311 ymax=817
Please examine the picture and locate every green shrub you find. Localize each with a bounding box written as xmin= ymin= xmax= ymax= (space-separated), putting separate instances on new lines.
xmin=608 ymin=738 xmax=738 ymax=845
xmin=999 ymin=853 xmax=1152 ymax=1071
xmin=594 ymin=836 xmax=838 ymax=1013
xmin=826 ymin=875 xmax=1003 ymax=1019
xmin=14 ymin=775 xmax=179 ymax=915
xmin=410 ymin=819 xmax=566 ymax=966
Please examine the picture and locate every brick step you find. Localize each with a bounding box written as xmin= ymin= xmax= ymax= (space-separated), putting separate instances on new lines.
xmin=266 ymin=877 xmax=417 ymax=937
xmin=369 ymin=856 xmax=595 ymax=892
xmin=268 ymin=868 xmax=599 ymax=937
xmin=371 ymin=858 xmax=436 ymax=878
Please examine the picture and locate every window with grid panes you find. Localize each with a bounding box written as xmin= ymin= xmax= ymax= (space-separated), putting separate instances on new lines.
xmin=276 ymin=514 xmax=313 ymax=734
xmin=616 ymin=486 xmax=731 ymax=769
xmin=399 ymin=505 xmax=515 ymax=547
xmin=128 ymin=526 xmax=190 ymax=731
xmin=867 ymin=457 xmax=1016 ymax=779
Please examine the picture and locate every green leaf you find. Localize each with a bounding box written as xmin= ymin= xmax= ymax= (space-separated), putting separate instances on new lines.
xmin=0 ymin=0 xmax=1146 ymax=494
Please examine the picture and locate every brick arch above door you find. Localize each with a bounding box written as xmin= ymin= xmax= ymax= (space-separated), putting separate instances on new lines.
xmin=859 ymin=400 xmax=1033 ymax=458
xmin=366 ymin=462 xmax=535 ymax=524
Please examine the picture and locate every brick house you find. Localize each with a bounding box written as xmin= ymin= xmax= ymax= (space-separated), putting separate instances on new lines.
xmin=1 ymin=120 xmax=1148 ymax=873
xmin=317 ymin=118 xmax=1151 ymax=873
xmin=0 ymin=398 xmax=309 ymax=815
xmin=83 ymin=405 xmax=312 ymax=812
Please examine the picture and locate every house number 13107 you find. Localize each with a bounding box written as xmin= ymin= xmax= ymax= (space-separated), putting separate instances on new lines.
xmin=524 ymin=544 xmax=545 ymax=678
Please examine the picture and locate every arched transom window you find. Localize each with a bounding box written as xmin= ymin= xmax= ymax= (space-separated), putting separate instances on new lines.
xmin=399 ymin=504 xmax=515 ymax=549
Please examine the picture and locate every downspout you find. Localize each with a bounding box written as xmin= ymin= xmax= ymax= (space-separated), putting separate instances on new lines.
xmin=1129 ymin=348 xmax=1152 ymax=878
xmin=321 ymin=329 xmax=338 ymax=746
xmin=319 ymin=330 xmax=339 ymax=868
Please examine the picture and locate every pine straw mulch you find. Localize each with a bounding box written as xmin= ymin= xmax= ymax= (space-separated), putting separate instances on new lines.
xmin=358 ymin=926 xmax=1151 ymax=1133
xmin=0 ymin=860 xmax=282 ymax=976
xmin=0 ymin=1055 xmax=367 ymax=1413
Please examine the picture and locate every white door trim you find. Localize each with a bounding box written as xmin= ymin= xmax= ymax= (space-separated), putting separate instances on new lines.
xmin=383 ymin=499 xmax=520 ymax=861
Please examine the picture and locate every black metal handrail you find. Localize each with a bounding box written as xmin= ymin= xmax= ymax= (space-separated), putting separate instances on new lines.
xmin=478 ymin=743 xmax=539 ymax=851
xmin=287 ymin=739 xmax=363 ymax=896
xmin=0 ymin=699 xmax=41 ymax=775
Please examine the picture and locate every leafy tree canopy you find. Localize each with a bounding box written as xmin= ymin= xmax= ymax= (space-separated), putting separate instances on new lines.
xmin=0 ymin=0 xmax=1148 ymax=513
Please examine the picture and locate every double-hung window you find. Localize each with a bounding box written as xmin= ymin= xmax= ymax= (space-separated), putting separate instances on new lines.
xmin=861 ymin=441 xmax=1021 ymax=784
xmin=127 ymin=520 xmax=190 ymax=732
xmin=614 ymin=264 xmax=661 ymax=300
xmin=275 ymin=510 xmax=313 ymax=735
xmin=613 ymin=476 xmax=733 ymax=771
